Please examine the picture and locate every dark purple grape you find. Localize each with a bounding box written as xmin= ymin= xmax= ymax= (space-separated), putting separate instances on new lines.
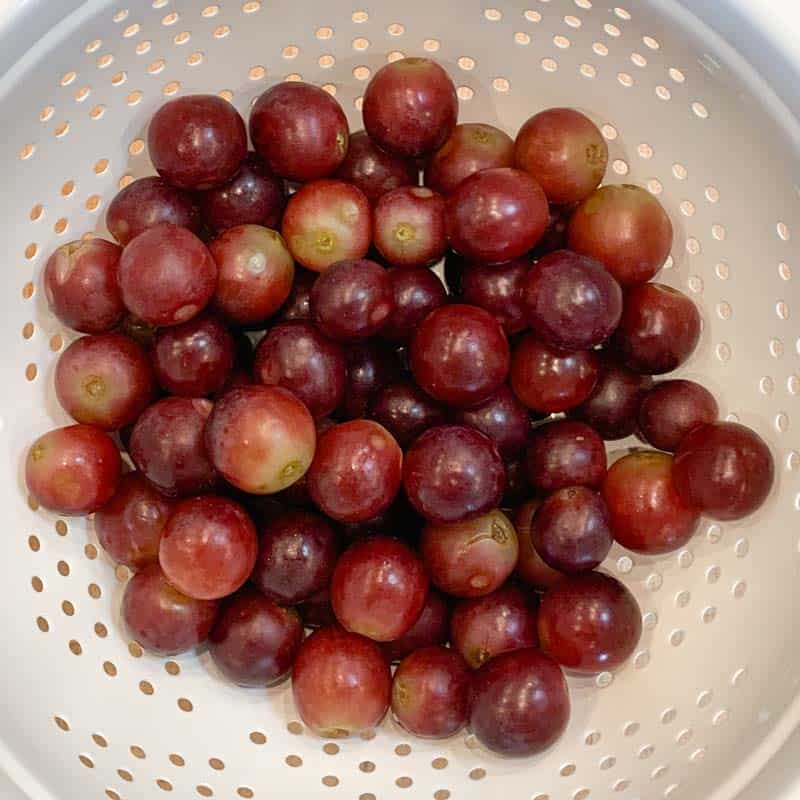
xmin=381 ymin=266 xmax=447 ymax=342
xmin=455 ymin=384 xmax=530 ymax=460
xmin=526 ymin=419 xmax=607 ymax=491
xmin=461 ymin=258 xmax=530 ymax=335
xmin=368 ymin=381 xmax=447 ymax=447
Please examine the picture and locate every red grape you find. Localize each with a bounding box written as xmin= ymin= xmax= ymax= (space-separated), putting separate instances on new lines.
xmin=368 ymin=381 xmax=446 ymax=448
xmin=118 ymin=224 xmax=217 ymax=327
xmin=95 ymin=472 xmax=173 ymax=569
xmin=603 ymin=451 xmax=699 ymax=554
xmin=205 ymin=385 xmax=316 ymax=495
xmin=43 ymin=238 xmax=125 ymax=333
xmin=514 ymin=108 xmax=608 ymax=204
xmin=55 ymin=333 xmax=155 ymax=430
xmin=614 ymin=283 xmax=701 ymax=374
xmin=209 ymin=224 xmax=294 ymax=326
xmin=308 ymin=420 xmax=402 ymax=523
xmin=209 ymin=587 xmax=303 ymax=687
xmin=363 ymin=57 xmax=457 ymax=158
xmin=250 ymin=82 xmax=349 ymax=182
xmin=122 ymin=563 xmax=219 ymax=656
xmin=570 ymin=355 xmax=653 ymax=439
xmin=446 ymin=168 xmax=549 ymax=263
xmin=148 ymin=94 xmax=247 ymax=189
xmin=470 ymin=648 xmax=570 ymax=756
xmin=373 ymin=187 xmax=447 ymax=267
xmin=292 ymin=627 xmax=391 ymax=737
xmin=252 ymin=510 xmax=338 ymax=605
xmin=421 ymin=509 xmax=518 ymax=597
xmin=391 ymin=646 xmax=470 ymax=738
xmin=451 ymin=585 xmax=538 ymax=668
xmin=152 ymin=315 xmax=234 ymax=397
xmin=331 ymin=536 xmax=428 ymax=641
xmin=638 ymin=379 xmax=718 ymax=452
xmin=383 ymin=588 xmax=450 ymax=662
xmin=254 ymin=321 xmax=345 ymax=418
xmin=510 ymin=334 xmax=599 ymax=413
xmin=455 ymin=384 xmax=530 ymax=460
xmin=410 ymin=304 xmax=509 ymax=408
xmin=25 ymin=424 xmax=121 ymax=514
xmin=282 ymin=180 xmax=371 ymax=272
xmin=514 ymin=500 xmax=565 ymax=590
xmin=200 ymin=152 xmax=286 ymax=233
xmin=130 ymin=397 xmax=217 ymax=497
xmin=277 ymin=266 xmax=315 ymax=322
xmin=311 ymin=258 xmax=394 ymax=341
xmin=381 ymin=266 xmax=447 ymax=342
xmin=532 ymin=487 xmax=613 ymax=572
xmin=673 ymin=422 xmax=774 ymax=520
xmin=427 ymin=122 xmax=515 ymax=195
xmin=568 ymin=184 xmax=673 ymax=286
xmin=461 ymin=258 xmax=530 ymax=336
xmin=539 ymin=572 xmax=642 ymax=673
xmin=107 ymin=176 xmax=201 ymax=245
xmin=523 ymin=250 xmax=623 ymax=350
xmin=335 ymin=130 xmax=418 ymax=204
xmin=527 ymin=419 xmax=607 ymax=491
xmin=339 ymin=340 xmax=402 ymax=419
xmin=404 ymin=426 xmax=505 ymax=524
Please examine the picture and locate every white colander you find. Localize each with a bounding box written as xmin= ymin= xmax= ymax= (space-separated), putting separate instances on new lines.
xmin=1 ymin=1 xmax=799 ymax=798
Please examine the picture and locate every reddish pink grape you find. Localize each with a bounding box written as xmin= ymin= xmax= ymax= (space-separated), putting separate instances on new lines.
xmin=446 ymin=168 xmax=549 ymax=263
xmin=527 ymin=419 xmax=607 ymax=492
xmin=613 ymin=283 xmax=701 ymax=374
xmin=282 ymin=180 xmax=371 ymax=272
xmin=455 ymin=384 xmax=530 ymax=460
xmin=539 ymin=572 xmax=642 ymax=673
xmin=373 ymin=187 xmax=447 ymax=267
xmin=308 ymin=420 xmax=402 ymax=523
xmin=250 ymin=82 xmax=348 ymax=182
xmin=673 ymin=422 xmax=774 ymax=520
xmin=148 ymin=94 xmax=247 ymax=189
xmin=205 ymin=385 xmax=316 ymax=494
xmin=568 ymin=184 xmax=673 ymax=286
xmin=340 ymin=341 xmax=402 ymax=419
xmin=55 ymin=333 xmax=155 ymax=430
xmin=383 ymin=589 xmax=450 ymax=662
xmin=570 ymin=355 xmax=653 ymax=439
xmin=152 ymin=315 xmax=234 ymax=397
xmin=603 ymin=451 xmax=699 ymax=554
xmin=461 ymin=258 xmax=530 ymax=335
xmin=209 ymin=587 xmax=302 ymax=687
xmin=118 ymin=223 xmax=217 ymax=327
xmin=334 ymin=130 xmax=418 ymax=204
xmin=252 ymin=510 xmax=338 ymax=605
xmin=363 ymin=57 xmax=457 ymax=158
xmin=122 ymin=563 xmax=219 ymax=656
xmin=391 ymin=646 xmax=470 ymax=738
xmin=26 ymin=425 xmax=121 ymax=514
xmin=470 ymin=648 xmax=570 ymax=756
xmin=43 ymin=238 xmax=125 ymax=333
xmin=523 ymin=250 xmax=623 ymax=350
xmin=515 ymin=108 xmax=608 ymax=204
xmin=275 ymin=417 xmax=337 ymax=508
xmin=277 ymin=267 xmax=315 ymax=323
xmin=514 ymin=500 xmax=565 ymax=590
xmin=381 ymin=266 xmax=447 ymax=342
xmin=510 ymin=334 xmax=598 ymax=413
xmin=95 ymin=472 xmax=172 ymax=570
xmin=427 ymin=122 xmax=515 ymax=195
xmin=311 ymin=258 xmax=394 ymax=341
xmin=331 ymin=536 xmax=428 ymax=641
xmin=130 ymin=397 xmax=216 ymax=497
xmin=209 ymin=224 xmax=294 ymax=326
xmin=421 ymin=509 xmax=518 ymax=597
xmin=404 ymin=426 xmax=505 ymax=524
xmin=638 ymin=379 xmax=718 ymax=452
xmin=532 ymin=487 xmax=613 ymax=573
xmin=200 ymin=152 xmax=286 ymax=233
xmin=254 ymin=322 xmax=345 ymax=418
xmin=292 ymin=627 xmax=391 ymax=736
xmin=368 ymin=381 xmax=446 ymax=448
xmin=107 ymin=176 xmax=201 ymax=245
xmin=410 ymin=304 xmax=509 ymax=408
xmin=451 ymin=585 xmax=538 ymax=668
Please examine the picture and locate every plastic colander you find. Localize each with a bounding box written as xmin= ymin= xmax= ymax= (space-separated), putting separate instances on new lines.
xmin=1 ymin=1 xmax=799 ymax=799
